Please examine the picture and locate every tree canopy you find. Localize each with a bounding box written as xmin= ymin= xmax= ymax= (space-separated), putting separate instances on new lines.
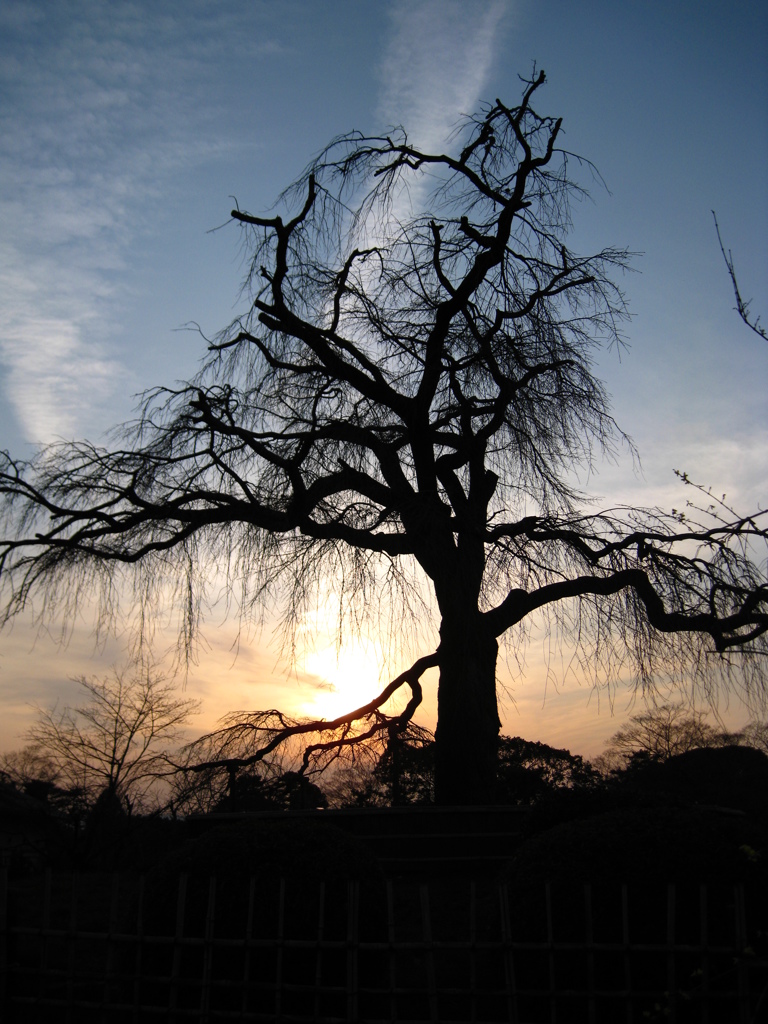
xmin=1 ymin=70 xmax=767 ymax=804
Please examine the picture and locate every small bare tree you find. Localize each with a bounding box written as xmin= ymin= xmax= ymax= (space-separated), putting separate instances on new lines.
xmin=1 ymin=70 xmax=766 ymax=803
xmin=594 ymin=704 xmax=721 ymax=774
xmin=595 ymin=703 xmax=768 ymax=776
xmin=7 ymin=669 xmax=199 ymax=815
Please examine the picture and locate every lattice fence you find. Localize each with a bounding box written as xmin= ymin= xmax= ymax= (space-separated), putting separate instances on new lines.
xmin=2 ymin=867 xmax=767 ymax=1023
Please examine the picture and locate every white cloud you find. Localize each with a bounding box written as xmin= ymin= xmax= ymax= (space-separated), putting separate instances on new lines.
xmin=0 ymin=224 xmax=128 ymax=441
xmin=377 ymin=0 xmax=509 ymax=152
xmin=0 ymin=312 xmax=123 ymax=443
xmin=0 ymin=0 xmax=271 ymax=445
xmin=359 ymin=1 xmax=510 ymax=253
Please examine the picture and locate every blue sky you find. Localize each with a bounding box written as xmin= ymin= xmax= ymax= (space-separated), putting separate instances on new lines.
xmin=1 ymin=0 xmax=766 ymax=755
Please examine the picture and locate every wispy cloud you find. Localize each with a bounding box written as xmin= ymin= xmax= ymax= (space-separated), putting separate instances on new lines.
xmin=0 ymin=0 xmax=279 ymax=445
xmin=369 ymin=0 xmax=510 ymax=230
xmin=377 ymin=0 xmax=509 ymax=153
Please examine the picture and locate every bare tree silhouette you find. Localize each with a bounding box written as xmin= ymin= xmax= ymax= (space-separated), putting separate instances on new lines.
xmin=3 ymin=669 xmax=199 ymax=815
xmin=2 ymin=71 xmax=767 ymax=803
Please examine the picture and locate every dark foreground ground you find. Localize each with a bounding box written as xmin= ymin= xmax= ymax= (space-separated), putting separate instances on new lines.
xmin=3 ymin=796 xmax=768 ymax=1022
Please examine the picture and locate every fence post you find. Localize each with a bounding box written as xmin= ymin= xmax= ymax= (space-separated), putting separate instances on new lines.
xmin=275 ymin=878 xmax=285 ymax=1020
xmin=584 ymin=882 xmax=596 ymax=1024
xmin=64 ymin=872 xmax=79 ymax=1022
xmin=313 ymin=880 xmax=326 ymax=1023
xmin=169 ymin=873 xmax=188 ymax=1023
xmin=621 ymin=883 xmax=633 ymax=1022
xmin=468 ymin=879 xmax=477 ymax=1015
xmin=100 ymin=872 xmax=120 ymax=1014
xmin=346 ymin=880 xmax=360 ymax=1022
xmin=498 ymin=881 xmax=517 ymax=1024
xmin=386 ymin=880 xmax=398 ymax=1022
xmin=38 ymin=868 xmax=52 ymax=1008
xmin=734 ymin=883 xmax=750 ymax=1024
xmin=0 ymin=855 xmax=8 ymax=1016
xmin=241 ymin=877 xmax=256 ymax=1019
xmin=133 ymin=875 xmax=145 ymax=1024
xmin=698 ymin=884 xmax=710 ymax=1024
xmin=420 ymin=883 xmax=438 ymax=1023
xmin=545 ymin=882 xmax=556 ymax=1022
xmin=200 ymin=875 xmax=216 ymax=1022
xmin=666 ymin=883 xmax=677 ymax=1024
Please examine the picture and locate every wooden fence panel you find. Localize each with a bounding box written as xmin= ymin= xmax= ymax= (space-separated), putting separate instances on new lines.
xmin=2 ymin=866 xmax=766 ymax=1023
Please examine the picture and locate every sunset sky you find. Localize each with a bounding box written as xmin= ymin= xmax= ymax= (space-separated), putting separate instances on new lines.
xmin=1 ymin=0 xmax=766 ymax=758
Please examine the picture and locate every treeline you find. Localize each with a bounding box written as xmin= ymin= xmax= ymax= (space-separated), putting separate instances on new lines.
xmin=3 ymin=669 xmax=768 ymax=871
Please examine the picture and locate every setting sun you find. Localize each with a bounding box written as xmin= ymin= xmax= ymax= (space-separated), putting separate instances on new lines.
xmin=302 ymin=641 xmax=396 ymax=721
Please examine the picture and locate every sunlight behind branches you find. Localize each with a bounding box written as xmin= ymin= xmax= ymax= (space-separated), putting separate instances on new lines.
xmin=302 ymin=639 xmax=394 ymax=721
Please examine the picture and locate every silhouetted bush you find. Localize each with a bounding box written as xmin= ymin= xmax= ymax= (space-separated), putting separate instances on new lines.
xmin=496 ymin=736 xmax=601 ymax=805
xmin=651 ymin=745 xmax=768 ymax=816
xmin=505 ymin=805 xmax=768 ymax=887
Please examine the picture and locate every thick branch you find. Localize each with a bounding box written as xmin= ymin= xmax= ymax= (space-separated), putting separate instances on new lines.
xmin=486 ymin=567 xmax=767 ymax=653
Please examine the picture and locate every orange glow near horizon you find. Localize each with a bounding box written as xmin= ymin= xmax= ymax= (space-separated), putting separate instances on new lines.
xmin=301 ymin=640 xmax=399 ymax=722
xmin=0 ymin=606 xmax=758 ymax=764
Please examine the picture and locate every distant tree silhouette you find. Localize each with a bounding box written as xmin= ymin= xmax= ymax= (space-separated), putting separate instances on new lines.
xmin=174 ymin=712 xmax=430 ymax=811
xmin=3 ymin=669 xmax=199 ymax=817
xmin=0 ymin=747 xmax=89 ymax=831
xmin=733 ymin=720 xmax=768 ymax=754
xmin=2 ymin=70 xmax=767 ymax=804
xmin=595 ymin=703 xmax=768 ymax=778
xmin=371 ymin=726 xmax=434 ymax=806
xmin=170 ymin=710 xmax=308 ymax=816
xmin=321 ymin=730 xmax=597 ymax=808
xmin=653 ymin=745 xmax=768 ymax=816
xmin=497 ymin=736 xmax=600 ymax=804
xmin=594 ymin=704 xmax=721 ymax=774
xmin=207 ymin=770 xmax=327 ymax=813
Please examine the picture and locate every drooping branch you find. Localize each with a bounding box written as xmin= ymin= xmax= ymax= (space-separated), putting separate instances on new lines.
xmin=179 ymin=649 xmax=437 ymax=779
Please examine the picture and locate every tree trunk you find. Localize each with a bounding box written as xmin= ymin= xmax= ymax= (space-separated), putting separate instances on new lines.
xmin=434 ymin=608 xmax=500 ymax=805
